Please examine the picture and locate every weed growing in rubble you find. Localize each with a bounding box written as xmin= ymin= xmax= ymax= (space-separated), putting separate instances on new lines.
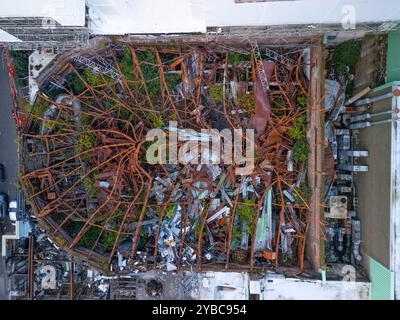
xmin=67 ymin=73 xmax=86 ymax=94
xmin=152 ymin=114 xmax=166 ymax=128
xmin=209 ymin=84 xmax=224 ymax=103
xmin=83 ymin=175 xmax=100 ymax=198
xmin=232 ymin=249 xmax=247 ymax=264
xmin=288 ymin=114 xmax=307 ymax=141
xmin=234 ymin=199 xmax=256 ymax=237
xmin=238 ymin=93 xmax=255 ymax=114
xmin=165 ymin=205 xmax=176 ymax=218
xmin=83 ymin=68 xmax=110 ymax=87
xmin=101 ymin=232 xmax=119 ymax=251
xmin=48 ymin=88 xmax=65 ymax=99
xmin=119 ymin=49 xmax=134 ymax=81
xmin=119 ymin=49 xmax=180 ymax=98
xmin=293 ymin=182 xmax=310 ymax=203
xmin=194 ymin=220 xmax=207 ymax=241
xmin=154 ymin=204 xmax=176 ymax=218
xmin=42 ymin=121 xmax=52 ymax=129
xmin=77 ymin=132 xmax=96 ymax=151
xmin=282 ymin=253 xmax=293 ymax=266
xmin=165 ymin=73 xmax=181 ymax=92
xmin=272 ymin=97 xmax=285 ymax=117
xmin=77 ymin=226 xmax=101 ymax=249
xmin=331 ymin=39 xmax=361 ymax=76
xmin=10 ymin=50 xmax=32 ymax=89
xmin=136 ymin=51 xmax=164 ymax=98
xmin=296 ymin=95 xmax=308 ymax=107
xmin=289 ymin=114 xmax=308 ymax=167
xmin=228 ymin=52 xmax=251 ymax=65
xmin=30 ymin=97 xmax=51 ymax=116
xmin=54 ymin=234 xmax=67 ymax=247
xmin=345 ymin=80 xmax=355 ymax=96
xmin=71 ymin=218 xmax=125 ymax=252
xmin=293 ymin=142 xmax=308 ymax=164
xmin=80 ymin=113 xmax=92 ymax=126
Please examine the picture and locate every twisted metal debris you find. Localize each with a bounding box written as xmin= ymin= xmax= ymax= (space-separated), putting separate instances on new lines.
xmin=20 ymin=43 xmax=312 ymax=273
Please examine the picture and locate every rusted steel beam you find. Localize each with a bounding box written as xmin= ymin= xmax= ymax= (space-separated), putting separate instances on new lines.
xmin=197 ymin=171 xmax=230 ymax=270
xmin=225 ymin=179 xmax=245 ymax=269
xmin=250 ymin=182 xmax=273 ymax=271
xmin=130 ymin=48 xmax=155 ymax=110
xmin=69 ymin=148 xmax=134 ymax=248
xmin=155 ymin=49 xmax=182 ymax=121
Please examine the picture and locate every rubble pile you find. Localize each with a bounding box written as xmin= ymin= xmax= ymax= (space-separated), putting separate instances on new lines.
xmin=323 ymin=63 xmax=372 ymax=266
xmin=20 ymin=43 xmax=312 ymax=273
xmin=6 ymin=222 xmax=108 ymax=300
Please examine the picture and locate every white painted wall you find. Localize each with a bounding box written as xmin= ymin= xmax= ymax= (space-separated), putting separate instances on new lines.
xmin=199 ymin=272 xmax=249 ymax=300
xmin=87 ymin=0 xmax=205 ymax=35
xmin=1 ymin=0 xmax=400 ymax=35
xmin=0 ymin=0 xmax=85 ymax=26
xmin=196 ymin=271 xmax=370 ymax=300
xmin=86 ymin=0 xmax=400 ymax=35
xmin=261 ymin=278 xmax=371 ymax=300
xmin=205 ymin=0 xmax=400 ymax=27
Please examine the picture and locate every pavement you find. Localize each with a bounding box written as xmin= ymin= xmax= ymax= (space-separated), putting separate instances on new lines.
xmin=0 ymin=53 xmax=19 ymax=300
xmin=0 ymin=55 xmax=18 ymax=200
xmin=354 ymin=97 xmax=392 ymax=271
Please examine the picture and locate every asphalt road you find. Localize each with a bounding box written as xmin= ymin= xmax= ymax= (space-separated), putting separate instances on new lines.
xmin=0 ymin=53 xmax=18 ymax=300
xmin=0 ymin=259 xmax=7 ymax=300
xmin=0 ymin=55 xmax=18 ymax=199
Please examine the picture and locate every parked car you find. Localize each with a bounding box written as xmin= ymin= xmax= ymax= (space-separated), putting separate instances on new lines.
xmin=9 ymin=200 xmax=18 ymax=221
xmin=0 ymin=193 xmax=8 ymax=218
xmin=0 ymin=163 xmax=5 ymax=184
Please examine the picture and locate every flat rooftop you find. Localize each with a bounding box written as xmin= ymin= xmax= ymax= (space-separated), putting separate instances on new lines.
xmin=0 ymin=0 xmax=85 ymax=26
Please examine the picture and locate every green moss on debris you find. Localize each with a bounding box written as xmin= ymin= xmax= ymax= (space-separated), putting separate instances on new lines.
xmin=293 ymin=141 xmax=309 ymax=164
xmin=238 ymin=93 xmax=255 ymax=114
xmin=119 ymin=49 xmax=181 ymax=99
xmin=30 ymin=97 xmax=51 ymax=116
xmin=83 ymin=171 xmax=100 ymax=198
xmin=288 ymin=114 xmax=309 ymax=164
xmin=136 ymin=51 xmax=160 ymax=98
xmin=10 ymin=50 xmax=32 ymax=89
xmin=296 ymin=95 xmax=308 ymax=107
xmin=119 ymin=49 xmax=134 ymax=81
xmin=228 ymin=52 xmax=251 ymax=65
xmin=83 ymin=68 xmax=110 ymax=87
xmin=293 ymin=182 xmax=310 ymax=203
xmin=288 ymin=114 xmax=307 ymax=141
xmin=67 ymin=73 xmax=86 ymax=95
xmin=234 ymin=199 xmax=256 ymax=237
xmin=331 ymin=40 xmax=361 ymax=76
xmin=209 ymin=84 xmax=224 ymax=103
xmin=77 ymin=132 xmax=96 ymax=151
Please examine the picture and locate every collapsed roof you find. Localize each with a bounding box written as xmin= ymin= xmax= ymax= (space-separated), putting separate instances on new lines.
xmin=20 ymin=42 xmax=313 ymax=273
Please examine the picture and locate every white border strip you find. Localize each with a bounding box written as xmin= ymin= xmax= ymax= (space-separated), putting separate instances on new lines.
xmin=390 ymin=85 xmax=400 ymax=299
